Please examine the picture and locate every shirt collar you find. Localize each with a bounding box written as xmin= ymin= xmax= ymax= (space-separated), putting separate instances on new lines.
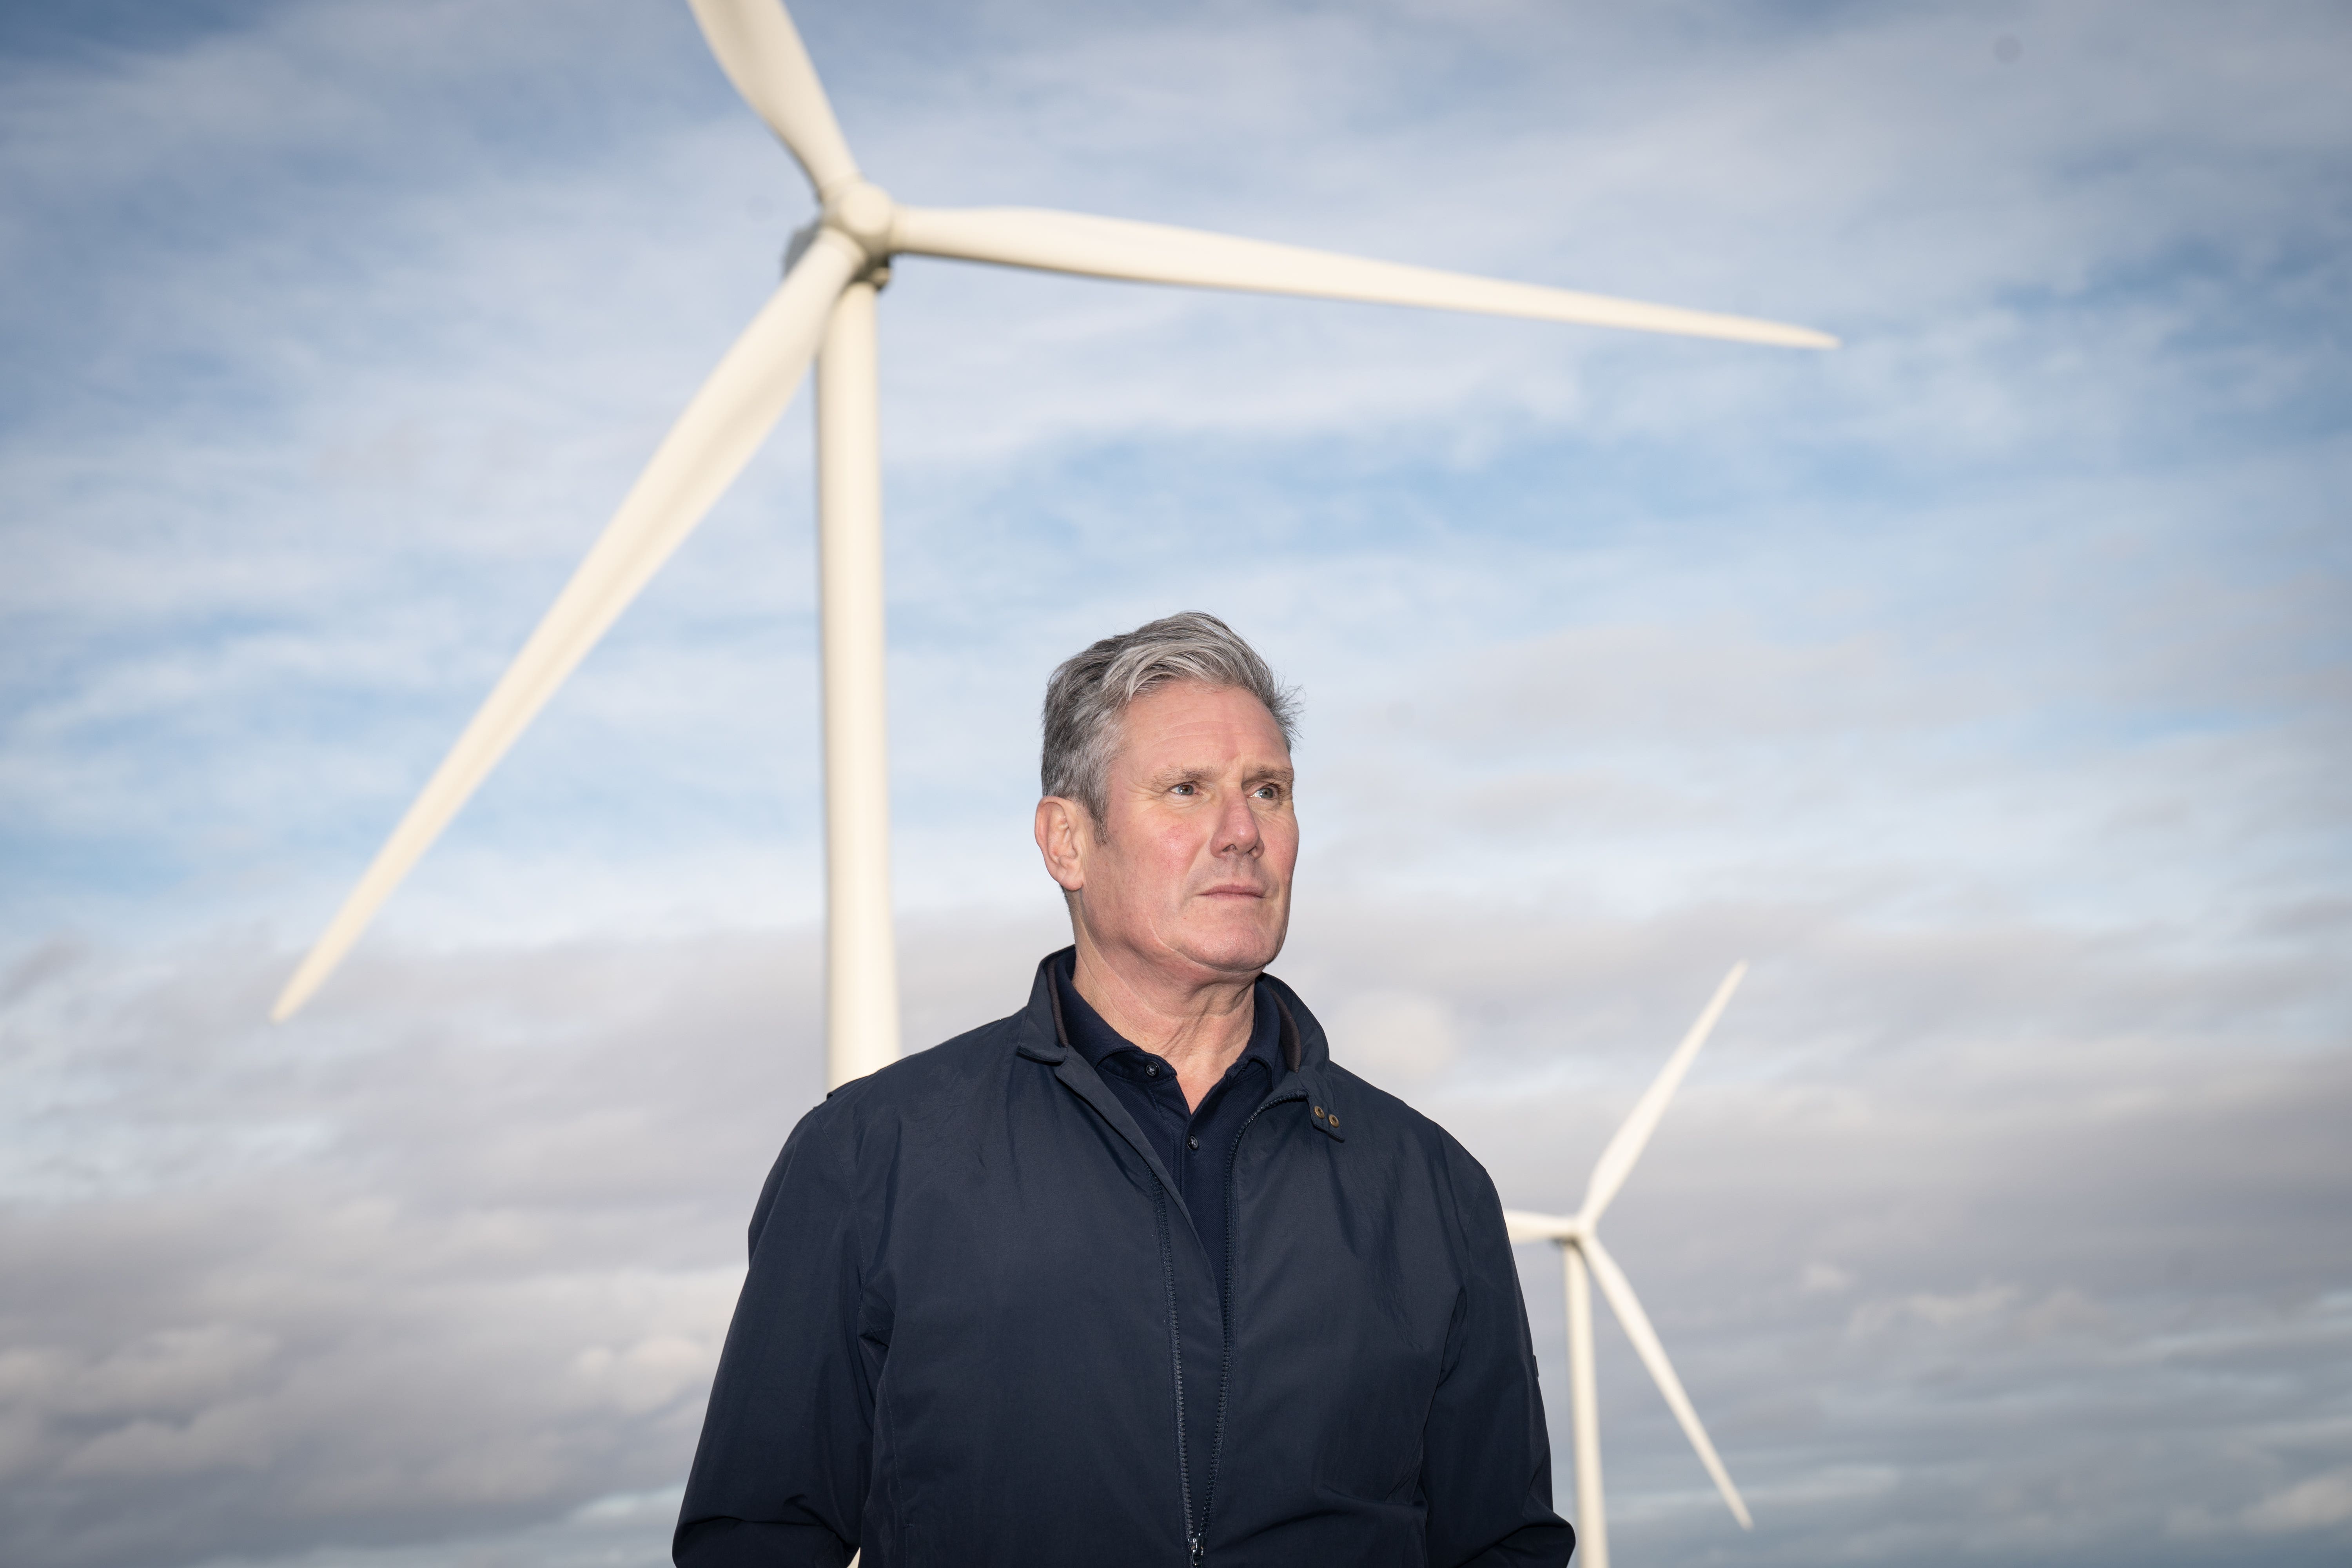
xmin=1052 ymin=948 xmax=1282 ymax=1082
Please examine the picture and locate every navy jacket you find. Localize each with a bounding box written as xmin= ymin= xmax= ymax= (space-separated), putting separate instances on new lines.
xmin=675 ymin=953 xmax=1572 ymax=1568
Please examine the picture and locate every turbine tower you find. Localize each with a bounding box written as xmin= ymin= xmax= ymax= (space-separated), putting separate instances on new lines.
xmin=1505 ymin=962 xmax=1753 ymax=1568
xmin=269 ymin=0 xmax=1833 ymax=1090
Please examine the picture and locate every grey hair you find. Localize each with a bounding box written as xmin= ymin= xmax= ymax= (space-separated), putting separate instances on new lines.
xmin=1041 ymin=611 xmax=1299 ymax=827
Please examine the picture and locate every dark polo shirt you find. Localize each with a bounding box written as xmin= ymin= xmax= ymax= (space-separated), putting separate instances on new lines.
xmin=1051 ymin=951 xmax=1285 ymax=1296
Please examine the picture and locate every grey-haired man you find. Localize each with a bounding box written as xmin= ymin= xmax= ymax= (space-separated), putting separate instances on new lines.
xmin=677 ymin=613 xmax=1572 ymax=1568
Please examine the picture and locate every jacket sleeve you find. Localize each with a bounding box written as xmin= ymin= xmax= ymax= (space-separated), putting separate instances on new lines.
xmin=674 ymin=1093 xmax=878 ymax=1568
xmin=1422 ymin=1140 xmax=1577 ymax=1568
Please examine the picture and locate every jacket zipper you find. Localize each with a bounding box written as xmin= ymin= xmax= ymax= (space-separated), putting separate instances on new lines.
xmin=1059 ymin=1056 xmax=1301 ymax=1566
xmin=1194 ymin=1085 xmax=1307 ymax=1561
xmin=1153 ymin=1182 xmax=1198 ymax=1563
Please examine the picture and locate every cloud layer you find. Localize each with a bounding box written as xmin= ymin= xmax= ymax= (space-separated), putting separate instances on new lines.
xmin=2 ymin=0 xmax=2347 ymax=1564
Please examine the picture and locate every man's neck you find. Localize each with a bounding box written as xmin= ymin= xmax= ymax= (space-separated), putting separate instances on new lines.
xmin=1069 ymin=940 xmax=1259 ymax=1111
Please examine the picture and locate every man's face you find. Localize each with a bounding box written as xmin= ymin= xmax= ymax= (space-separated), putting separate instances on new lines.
xmin=1044 ymin=681 xmax=1298 ymax=982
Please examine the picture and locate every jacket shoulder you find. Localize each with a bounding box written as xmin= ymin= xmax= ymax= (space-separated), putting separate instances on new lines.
xmin=797 ymin=1010 xmax=1028 ymax=1131
xmin=1316 ymin=1062 xmax=1472 ymax=1155
xmin=1315 ymin=1063 xmax=1509 ymax=1225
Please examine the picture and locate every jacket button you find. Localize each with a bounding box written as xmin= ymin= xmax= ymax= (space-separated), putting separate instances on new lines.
xmin=1312 ymin=1105 xmax=1324 ymax=1118
xmin=1327 ymin=1114 xmax=1339 ymax=1127
xmin=1187 ymin=1135 xmax=1200 ymax=1150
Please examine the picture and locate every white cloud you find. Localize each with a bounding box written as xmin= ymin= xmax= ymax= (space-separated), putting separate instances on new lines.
xmin=2245 ymin=1468 xmax=2352 ymax=1534
xmin=1322 ymin=987 xmax=1461 ymax=1084
xmin=1800 ymin=1261 xmax=1855 ymax=1296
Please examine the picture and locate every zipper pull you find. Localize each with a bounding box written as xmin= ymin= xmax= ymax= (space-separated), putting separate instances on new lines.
xmin=1189 ymin=1531 xmax=1206 ymax=1565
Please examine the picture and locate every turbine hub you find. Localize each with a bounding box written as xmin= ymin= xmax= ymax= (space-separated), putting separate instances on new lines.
xmin=825 ymin=180 xmax=897 ymax=258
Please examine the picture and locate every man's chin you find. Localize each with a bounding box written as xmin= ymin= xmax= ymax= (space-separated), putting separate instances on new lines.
xmin=1170 ymin=919 xmax=1288 ymax=978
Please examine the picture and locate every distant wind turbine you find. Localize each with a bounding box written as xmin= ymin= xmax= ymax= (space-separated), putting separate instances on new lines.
xmin=269 ymin=0 xmax=1833 ymax=1089
xmin=1505 ymin=962 xmax=1753 ymax=1568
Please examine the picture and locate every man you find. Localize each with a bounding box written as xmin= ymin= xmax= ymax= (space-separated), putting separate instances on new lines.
xmin=677 ymin=613 xmax=1572 ymax=1567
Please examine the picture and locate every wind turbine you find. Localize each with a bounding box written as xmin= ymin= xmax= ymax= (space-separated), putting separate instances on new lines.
xmin=268 ymin=0 xmax=1833 ymax=1090
xmin=1504 ymin=962 xmax=1752 ymax=1568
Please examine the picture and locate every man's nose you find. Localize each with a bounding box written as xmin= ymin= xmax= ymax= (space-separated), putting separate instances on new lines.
xmin=1213 ymin=788 xmax=1263 ymax=857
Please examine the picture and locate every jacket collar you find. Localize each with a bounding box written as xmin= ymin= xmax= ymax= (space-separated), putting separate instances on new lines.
xmin=1014 ymin=949 xmax=1345 ymax=1142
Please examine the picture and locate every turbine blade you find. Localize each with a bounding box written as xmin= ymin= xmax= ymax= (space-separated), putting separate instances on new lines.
xmin=1582 ymin=1235 xmax=1753 ymax=1530
xmin=688 ymin=0 xmax=860 ymax=195
xmin=890 ymin=206 xmax=1835 ymax=350
xmin=1504 ymin=1209 xmax=1581 ymax=1244
xmin=1579 ymin=962 xmax=1746 ymax=1224
xmin=271 ymin=232 xmax=866 ymax=1024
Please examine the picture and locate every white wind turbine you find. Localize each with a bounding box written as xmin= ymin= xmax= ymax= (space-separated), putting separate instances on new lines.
xmin=1504 ymin=962 xmax=1753 ymax=1568
xmin=269 ymin=0 xmax=1833 ymax=1090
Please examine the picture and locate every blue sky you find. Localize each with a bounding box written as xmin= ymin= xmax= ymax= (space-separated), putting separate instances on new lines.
xmin=2 ymin=2 xmax=2348 ymax=1565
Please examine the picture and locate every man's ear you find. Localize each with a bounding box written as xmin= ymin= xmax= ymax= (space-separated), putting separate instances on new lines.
xmin=1034 ymin=796 xmax=1089 ymax=893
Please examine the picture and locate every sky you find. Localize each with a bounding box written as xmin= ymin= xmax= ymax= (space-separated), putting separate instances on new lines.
xmin=2 ymin=0 xmax=2348 ymax=1564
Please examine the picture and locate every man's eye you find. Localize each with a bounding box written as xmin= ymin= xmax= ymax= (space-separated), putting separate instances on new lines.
xmin=1171 ymin=782 xmax=1196 ymax=796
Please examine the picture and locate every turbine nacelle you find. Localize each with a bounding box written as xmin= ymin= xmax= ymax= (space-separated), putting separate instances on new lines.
xmin=1503 ymin=1209 xmax=1586 ymax=1245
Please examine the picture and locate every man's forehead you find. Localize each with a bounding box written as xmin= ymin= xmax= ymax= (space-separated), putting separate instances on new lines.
xmin=1115 ymin=684 xmax=1291 ymax=769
